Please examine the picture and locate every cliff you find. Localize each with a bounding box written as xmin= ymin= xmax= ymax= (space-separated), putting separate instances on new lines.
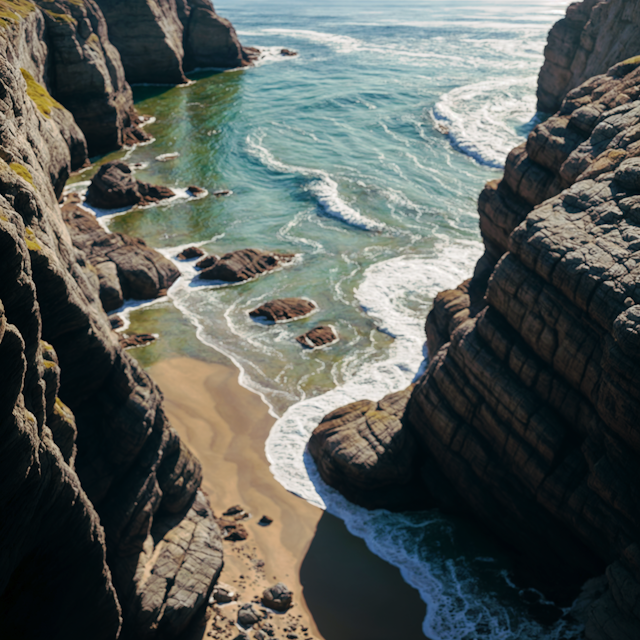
xmin=309 ymin=4 xmax=640 ymax=639
xmin=537 ymin=0 xmax=640 ymax=112
xmin=0 ymin=1 xmax=253 ymax=637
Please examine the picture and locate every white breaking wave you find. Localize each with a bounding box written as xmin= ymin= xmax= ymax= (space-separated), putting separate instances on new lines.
xmin=432 ymin=76 xmax=539 ymax=169
xmin=246 ymin=132 xmax=387 ymax=232
xmin=256 ymin=28 xmax=362 ymax=54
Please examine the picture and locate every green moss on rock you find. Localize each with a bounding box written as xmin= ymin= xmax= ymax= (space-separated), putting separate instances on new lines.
xmin=25 ymin=227 xmax=42 ymax=252
xmin=0 ymin=0 xmax=35 ymax=28
xmin=9 ymin=161 xmax=33 ymax=185
xmin=20 ymin=68 xmax=63 ymax=117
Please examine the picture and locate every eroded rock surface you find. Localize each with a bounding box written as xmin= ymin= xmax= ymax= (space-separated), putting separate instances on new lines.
xmin=199 ymin=248 xmax=295 ymax=283
xmin=296 ymin=325 xmax=338 ymax=349
xmin=249 ymin=298 xmax=317 ymax=323
xmin=62 ymin=194 xmax=179 ymax=311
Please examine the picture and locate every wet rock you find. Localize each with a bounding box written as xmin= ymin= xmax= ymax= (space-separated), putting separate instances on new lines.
xmin=118 ymin=333 xmax=156 ymax=349
xmin=210 ymin=582 xmax=238 ymax=604
xmin=196 ymin=254 xmax=219 ymax=270
xmin=237 ymin=603 xmax=261 ymax=627
xmin=280 ymin=49 xmax=298 ymax=56
xmin=296 ymin=326 xmax=338 ymax=349
xmin=187 ymin=185 xmax=207 ymax=197
xmin=85 ymin=161 xmax=175 ymax=209
xmin=258 ymin=516 xmax=273 ymax=527
xmin=212 ymin=189 xmax=231 ymax=197
xmin=199 ymin=248 xmax=295 ymax=283
xmin=109 ymin=315 xmax=124 ymax=330
xmin=177 ymin=246 xmax=205 ymax=260
xmin=250 ymin=298 xmax=317 ymax=323
xmin=261 ymin=583 xmax=292 ymax=612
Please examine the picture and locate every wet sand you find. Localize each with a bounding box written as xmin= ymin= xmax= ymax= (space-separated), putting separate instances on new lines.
xmin=148 ymin=356 xmax=427 ymax=640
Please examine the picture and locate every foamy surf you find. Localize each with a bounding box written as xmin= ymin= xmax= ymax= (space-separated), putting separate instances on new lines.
xmin=432 ymin=76 xmax=539 ymax=169
xmin=246 ymin=132 xmax=387 ymax=232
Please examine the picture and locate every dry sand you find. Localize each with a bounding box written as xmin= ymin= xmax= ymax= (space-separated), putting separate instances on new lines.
xmin=148 ymin=356 xmax=428 ymax=640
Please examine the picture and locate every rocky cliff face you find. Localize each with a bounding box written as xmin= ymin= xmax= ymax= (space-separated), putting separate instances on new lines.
xmin=309 ymin=8 xmax=640 ymax=639
xmin=0 ymin=2 xmax=253 ymax=637
xmin=537 ymin=0 xmax=640 ymax=113
xmin=95 ymin=0 xmax=256 ymax=85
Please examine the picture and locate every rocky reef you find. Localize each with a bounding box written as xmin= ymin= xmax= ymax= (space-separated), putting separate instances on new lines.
xmin=310 ymin=3 xmax=640 ymax=638
xmin=0 ymin=1 xmax=251 ymax=638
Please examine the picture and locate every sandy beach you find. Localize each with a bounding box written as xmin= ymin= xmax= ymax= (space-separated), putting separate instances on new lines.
xmin=148 ymin=356 xmax=428 ymax=640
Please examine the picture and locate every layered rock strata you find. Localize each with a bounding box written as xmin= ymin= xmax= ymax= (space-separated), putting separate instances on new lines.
xmin=296 ymin=325 xmax=339 ymax=349
xmin=199 ymin=248 xmax=296 ymax=282
xmin=0 ymin=7 xmax=234 ymax=639
xmin=537 ymin=0 xmax=640 ymax=113
xmin=95 ymin=0 xmax=256 ymax=85
xmin=310 ymin=48 xmax=640 ymax=640
xmin=249 ymin=298 xmax=317 ymax=323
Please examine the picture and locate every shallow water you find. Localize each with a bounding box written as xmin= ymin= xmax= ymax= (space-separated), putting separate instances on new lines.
xmin=82 ymin=1 xmax=586 ymax=637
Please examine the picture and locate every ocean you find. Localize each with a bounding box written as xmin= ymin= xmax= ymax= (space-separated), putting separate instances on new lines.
xmin=71 ymin=1 xmax=585 ymax=637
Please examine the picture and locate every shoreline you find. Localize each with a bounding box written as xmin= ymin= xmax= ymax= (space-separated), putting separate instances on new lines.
xmin=148 ymin=356 xmax=428 ymax=640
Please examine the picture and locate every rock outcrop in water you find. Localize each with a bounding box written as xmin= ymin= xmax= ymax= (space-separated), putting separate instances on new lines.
xmin=0 ymin=2 xmax=253 ymax=637
xmin=199 ymin=248 xmax=296 ymax=283
xmin=310 ymin=7 xmax=640 ymax=637
xmin=537 ymin=0 xmax=640 ymax=113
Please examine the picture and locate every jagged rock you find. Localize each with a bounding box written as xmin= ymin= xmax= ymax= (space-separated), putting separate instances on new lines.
xmin=250 ymin=298 xmax=317 ymax=323
xmin=61 ymin=196 xmax=179 ymax=311
xmin=261 ymin=583 xmax=292 ymax=612
xmin=210 ymin=582 xmax=238 ymax=604
xmin=237 ymin=603 xmax=261 ymax=627
xmin=187 ymin=185 xmax=207 ymax=197
xmin=296 ymin=326 xmax=338 ymax=349
xmin=85 ymin=161 xmax=175 ymax=210
xmin=119 ymin=333 xmax=156 ymax=349
xmin=109 ymin=315 xmax=124 ymax=330
xmin=199 ymin=248 xmax=295 ymax=283
xmin=177 ymin=246 xmax=205 ymax=260
xmin=280 ymin=49 xmax=297 ymax=57
xmin=537 ymin=0 xmax=640 ymax=113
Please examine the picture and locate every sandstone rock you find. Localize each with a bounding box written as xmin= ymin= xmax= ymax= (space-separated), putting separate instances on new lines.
xmin=85 ymin=161 xmax=175 ymax=210
xmin=250 ymin=298 xmax=317 ymax=323
xmin=61 ymin=197 xmax=179 ymax=311
xmin=177 ymin=246 xmax=205 ymax=260
xmin=216 ymin=518 xmax=249 ymax=541
xmin=261 ymin=583 xmax=292 ymax=612
xmin=199 ymin=248 xmax=295 ymax=283
xmin=296 ymin=326 xmax=338 ymax=349
xmin=237 ymin=603 xmax=261 ymax=627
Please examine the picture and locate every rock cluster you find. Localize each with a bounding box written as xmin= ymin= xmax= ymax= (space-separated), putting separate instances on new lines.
xmin=61 ymin=194 xmax=179 ymax=311
xmin=85 ymin=162 xmax=175 ymax=210
xmin=309 ymin=22 xmax=640 ymax=640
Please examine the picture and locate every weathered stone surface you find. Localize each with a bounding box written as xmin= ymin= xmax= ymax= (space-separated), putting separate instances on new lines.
xmin=61 ymin=195 xmax=179 ymax=311
xmin=95 ymin=0 xmax=256 ymax=85
xmin=250 ymin=298 xmax=317 ymax=323
xmin=537 ymin=0 xmax=640 ymax=113
xmin=195 ymin=254 xmax=218 ymax=270
xmin=296 ymin=325 xmax=338 ymax=349
xmin=237 ymin=603 xmax=261 ymax=627
xmin=119 ymin=333 xmax=156 ymax=350
xmin=216 ymin=518 xmax=249 ymax=541
xmin=85 ymin=161 xmax=175 ymax=210
xmin=210 ymin=582 xmax=238 ymax=604
xmin=199 ymin=248 xmax=295 ymax=283
xmin=261 ymin=583 xmax=292 ymax=612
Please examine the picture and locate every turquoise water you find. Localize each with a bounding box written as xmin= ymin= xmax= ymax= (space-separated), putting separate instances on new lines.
xmin=76 ymin=1 xmax=587 ymax=637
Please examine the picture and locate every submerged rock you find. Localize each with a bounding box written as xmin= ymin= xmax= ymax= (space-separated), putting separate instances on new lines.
xmin=296 ymin=326 xmax=338 ymax=349
xmin=250 ymin=298 xmax=317 ymax=323
xmin=199 ymin=248 xmax=295 ymax=283
xmin=187 ymin=185 xmax=207 ymax=197
xmin=118 ymin=333 xmax=156 ymax=349
xmin=85 ymin=161 xmax=175 ymax=209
